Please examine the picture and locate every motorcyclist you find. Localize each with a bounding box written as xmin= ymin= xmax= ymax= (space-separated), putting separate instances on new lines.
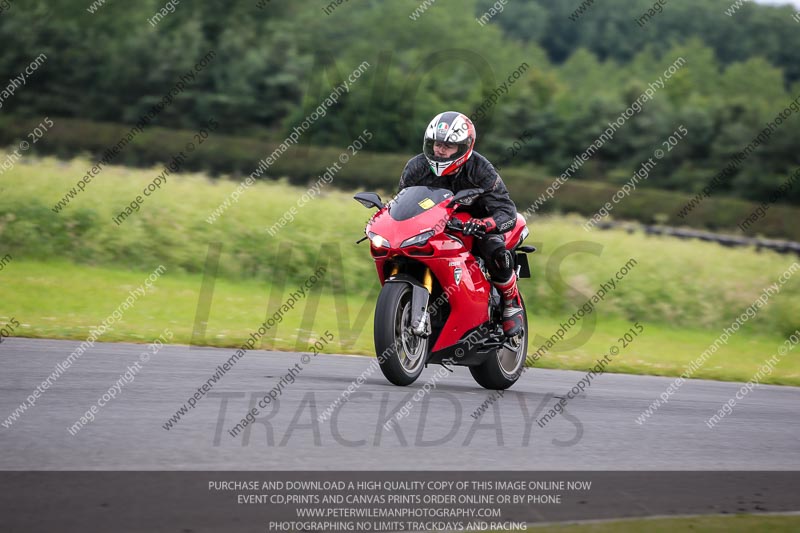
xmin=397 ymin=111 xmax=523 ymax=337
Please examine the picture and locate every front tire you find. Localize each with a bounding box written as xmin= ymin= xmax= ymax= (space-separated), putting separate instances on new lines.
xmin=469 ymin=297 xmax=528 ymax=390
xmin=374 ymin=282 xmax=428 ymax=386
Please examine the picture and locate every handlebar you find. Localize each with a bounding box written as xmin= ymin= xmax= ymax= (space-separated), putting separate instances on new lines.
xmin=445 ymin=218 xmax=464 ymax=232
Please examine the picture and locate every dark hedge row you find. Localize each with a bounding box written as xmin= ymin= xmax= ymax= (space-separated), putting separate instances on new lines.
xmin=3 ymin=116 xmax=797 ymax=242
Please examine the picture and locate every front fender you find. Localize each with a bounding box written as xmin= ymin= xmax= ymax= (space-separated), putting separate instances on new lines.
xmin=384 ymin=274 xmax=429 ymax=334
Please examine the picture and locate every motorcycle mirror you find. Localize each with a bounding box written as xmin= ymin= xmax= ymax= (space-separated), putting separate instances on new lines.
xmin=448 ymin=188 xmax=484 ymax=207
xmin=353 ymin=192 xmax=384 ymax=210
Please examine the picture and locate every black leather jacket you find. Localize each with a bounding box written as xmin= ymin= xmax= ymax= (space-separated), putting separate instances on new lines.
xmin=397 ymin=151 xmax=517 ymax=233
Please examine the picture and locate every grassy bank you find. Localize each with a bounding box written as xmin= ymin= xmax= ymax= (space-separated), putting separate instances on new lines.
xmin=2 ymin=260 xmax=798 ymax=385
xmin=1 ymin=153 xmax=799 ymax=383
xmin=1 ymin=153 xmax=798 ymax=337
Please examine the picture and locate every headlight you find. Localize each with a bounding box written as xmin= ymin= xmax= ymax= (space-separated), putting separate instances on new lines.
xmin=368 ymin=232 xmax=390 ymax=248
xmin=400 ymin=230 xmax=434 ymax=248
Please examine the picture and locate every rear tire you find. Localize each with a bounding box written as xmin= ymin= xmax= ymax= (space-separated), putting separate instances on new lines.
xmin=374 ymin=282 xmax=428 ymax=386
xmin=469 ymin=297 xmax=528 ymax=390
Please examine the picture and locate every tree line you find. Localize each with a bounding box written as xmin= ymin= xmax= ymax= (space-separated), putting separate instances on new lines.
xmin=1 ymin=0 xmax=798 ymax=206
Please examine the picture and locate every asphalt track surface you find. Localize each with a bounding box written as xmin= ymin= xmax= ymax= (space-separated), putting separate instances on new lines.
xmin=2 ymin=338 xmax=799 ymax=470
xmin=2 ymin=338 xmax=800 ymax=531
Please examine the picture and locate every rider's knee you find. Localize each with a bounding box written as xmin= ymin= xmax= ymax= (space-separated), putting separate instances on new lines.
xmin=490 ymin=249 xmax=514 ymax=278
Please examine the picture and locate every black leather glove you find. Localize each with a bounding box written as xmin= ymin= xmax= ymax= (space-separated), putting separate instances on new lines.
xmin=462 ymin=217 xmax=497 ymax=236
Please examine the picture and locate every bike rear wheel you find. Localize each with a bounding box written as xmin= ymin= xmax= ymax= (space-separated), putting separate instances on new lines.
xmin=469 ymin=297 xmax=528 ymax=390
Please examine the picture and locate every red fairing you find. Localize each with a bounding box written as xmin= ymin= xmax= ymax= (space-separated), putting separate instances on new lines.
xmin=366 ymin=190 xmax=527 ymax=354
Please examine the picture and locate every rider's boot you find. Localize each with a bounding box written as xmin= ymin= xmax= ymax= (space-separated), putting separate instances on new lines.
xmin=493 ymin=274 xmax=523 ymax=337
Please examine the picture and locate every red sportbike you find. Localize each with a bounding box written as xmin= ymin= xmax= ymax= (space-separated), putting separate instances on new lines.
xmin=354 ymin=186 xmax=535 ymax=390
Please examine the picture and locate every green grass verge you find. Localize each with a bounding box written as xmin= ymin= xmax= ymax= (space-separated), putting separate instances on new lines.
xmin=1 ymin=152 xmax=799 ymax=340
xmin=513 ymin=514 xmax=800 ymax=532
xmin=2 ymin=260 xmax=797 ymax=386
xmin=2 ymin=153 xmax=799 ymax=384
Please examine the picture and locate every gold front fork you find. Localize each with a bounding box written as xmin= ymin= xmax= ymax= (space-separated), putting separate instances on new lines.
xmin=423 ymin=267 xmax=433 ymax=294
xmin=389 ymin=264 xmax=432 ymax=294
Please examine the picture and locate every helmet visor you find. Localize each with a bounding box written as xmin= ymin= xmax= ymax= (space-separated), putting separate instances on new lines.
xmin=423 ymin=138 xmax=470 ymax=163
